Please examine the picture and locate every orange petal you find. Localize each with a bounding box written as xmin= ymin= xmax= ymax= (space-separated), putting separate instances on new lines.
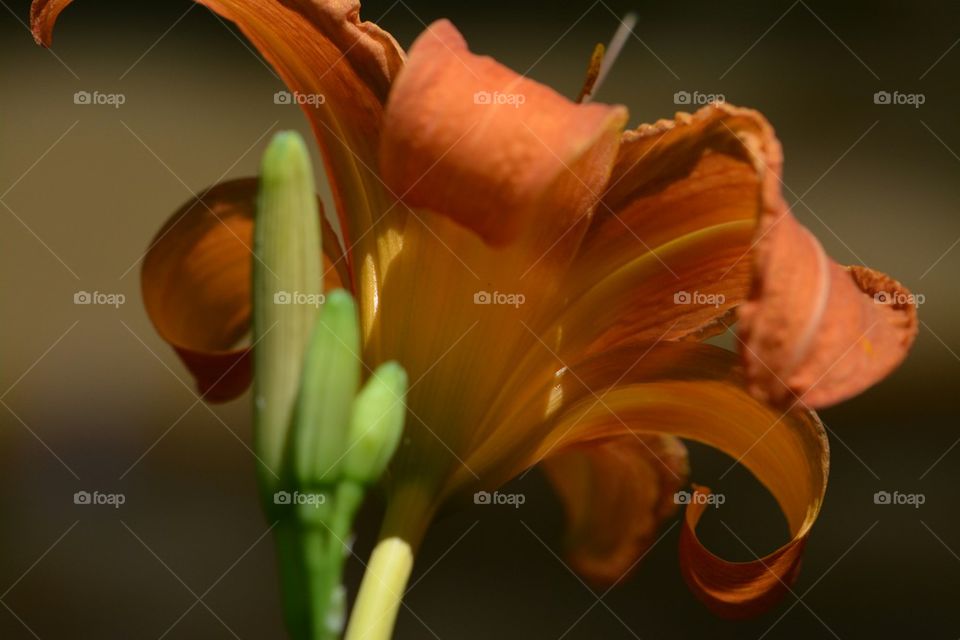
xmin=380 ymin=20 xmax=627 ymax=248
xmin=736 ymin=142 xmax=918 ymax=409
xmin=586 ymin=104 xmax=770 ymax=266
xmin=141 ymin=178 xmax=345 ymax=402
xmin=542 ymin=434 xmax=688 ymax=584
xmin=563 ymin=105 xmax=780 ymax=348
xmin=472 ymin=107 xmax=772 ymax=436
xmin=32 ymin=0 xmax=403 ymax=280
xmin=463 ymin=341 xmax=827 ymax=617
xmin=566 ymin=101 xmax=916 ymax=408
xmin=555 ymin=219 xmax=753 ymax=359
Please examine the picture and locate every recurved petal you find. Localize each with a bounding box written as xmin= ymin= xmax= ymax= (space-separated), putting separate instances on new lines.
xmin=380 ymin=19 xmax=627 ymax=249
xmin=466 ymin=342 xmax=827 ymax=618
xmin=32 ymin=0 xmax=404 ymax=280
xmin=141 ymin=178 xmax=345 ymax=402
xmin=542 ymin=434 xmax=688 ymax=584
xmin=565 ymin=102 xmax=916 ymax=407
xmin=738 ymin=205 xmax=919 ymax=408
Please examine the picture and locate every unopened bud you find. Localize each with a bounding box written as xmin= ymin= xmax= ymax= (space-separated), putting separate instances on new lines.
xmin=343 ymin=361 xmax=407 ymax=484
xmin=292 ymin=289 xmax=362 ymax=486
xmin=253 ymin=131 xmax=323 ymax=492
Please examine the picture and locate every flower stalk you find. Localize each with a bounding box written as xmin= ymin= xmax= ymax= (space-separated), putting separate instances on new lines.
xmin=344 ymin=482 xmax=436 ymax=640
xmin=344 ymin=537 xmax=414 ymax=640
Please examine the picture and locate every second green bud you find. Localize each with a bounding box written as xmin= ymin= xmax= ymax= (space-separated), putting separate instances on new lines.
xmin=293 ymin=289 xmax=361 ymax=487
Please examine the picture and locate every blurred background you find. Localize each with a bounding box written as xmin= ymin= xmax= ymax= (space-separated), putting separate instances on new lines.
xmin=1 ymin=0 xmax=958 ymax=637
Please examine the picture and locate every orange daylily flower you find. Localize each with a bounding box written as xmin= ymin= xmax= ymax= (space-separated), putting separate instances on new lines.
xmin=33 ymin=0 xmax=917 ymax=618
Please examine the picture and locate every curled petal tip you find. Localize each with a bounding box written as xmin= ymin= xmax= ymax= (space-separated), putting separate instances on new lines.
xmin=678 ymin=485 xmax=807 ymax=619
xmin=141 ymin=178 xmax=346 ymax=408
xmin=738 ymin=209 xmax=918 ymax=409
xmin=731 ymin=111 xmax=917 ymax=410
xmin=30 ymin=0 xmax=72 ymax=46
xmin=141 ymin=179 xmax=261 ymax=403
xmin=523 ymin=342 xmax=828 ymax=618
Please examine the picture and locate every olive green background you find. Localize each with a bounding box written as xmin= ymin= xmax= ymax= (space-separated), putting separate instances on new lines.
xmin=1 ymin=0 xmax=957 ymax=637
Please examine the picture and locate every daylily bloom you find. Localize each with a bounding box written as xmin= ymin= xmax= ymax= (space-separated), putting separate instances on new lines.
xmin=33 ymin=0 xmax=917 ymax=625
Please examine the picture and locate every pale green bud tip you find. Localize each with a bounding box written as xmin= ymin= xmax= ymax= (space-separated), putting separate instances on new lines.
xmin=344 ymin=361 xmax=408 ymax=485
xmin=261 ymin=131 xmax=312 ymax=183
xmin=323 ymin=289 xmax=356 ymax=320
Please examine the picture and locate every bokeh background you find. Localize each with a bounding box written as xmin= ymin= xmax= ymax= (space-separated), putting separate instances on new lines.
xmin=1 ymin=0 xmax=958 ymax=637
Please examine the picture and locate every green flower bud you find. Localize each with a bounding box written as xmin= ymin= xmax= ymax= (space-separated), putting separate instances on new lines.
xmin=343 ymin=361 xmax=408 ymax=484
xmin=253 ymin=131 xmax=322 ymax=493
xmin=292 ymin=289 xmax=362 ymax=486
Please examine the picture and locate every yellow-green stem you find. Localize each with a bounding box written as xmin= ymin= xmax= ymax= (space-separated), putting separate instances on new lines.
xmin=344 ymin=537 xmax=414 ymax=640
xmin=345 ymin=483 xmax=436 ymax=640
